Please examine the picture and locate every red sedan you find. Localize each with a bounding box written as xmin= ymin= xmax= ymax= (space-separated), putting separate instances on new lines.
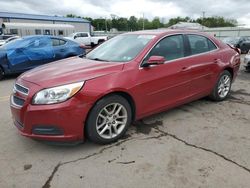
xmin=10 ymin=30 xmax=241 ymax=144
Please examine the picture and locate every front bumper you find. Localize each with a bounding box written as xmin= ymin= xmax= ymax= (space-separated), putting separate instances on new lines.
xmin=10 ymin=79 xmax=93 ymax=142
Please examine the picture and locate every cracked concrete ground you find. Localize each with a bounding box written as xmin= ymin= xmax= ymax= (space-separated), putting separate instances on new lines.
xmin=0 ymin=59 xmax=250 ymax=188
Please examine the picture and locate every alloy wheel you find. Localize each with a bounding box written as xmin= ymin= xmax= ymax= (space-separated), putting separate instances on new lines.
xmin=96 ymin=103 xmax=128 ymax=139
xmin=218 ymin=75 xmax=231 ymax=98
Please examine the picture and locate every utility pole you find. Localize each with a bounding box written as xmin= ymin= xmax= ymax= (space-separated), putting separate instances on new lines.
xmin=105 ymin=17 xmax=108 ymax=33
xmin=202 ymin=11 xmax=206 ymax=30
xmin=202 ymin=11 xmax=205 ymax=19
xmin=142 ymin=13 xmax=145 ymax=30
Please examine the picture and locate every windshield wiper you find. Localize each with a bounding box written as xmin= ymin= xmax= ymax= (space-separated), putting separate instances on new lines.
xmin=89 ymin=58 xmax=110 ymax=62
xmin=79 ymin=54 xmax=86 ymax=58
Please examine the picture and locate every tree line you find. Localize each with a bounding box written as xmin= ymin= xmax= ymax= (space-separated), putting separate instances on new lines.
xmin=66 ymin=14 xmax=237 ymax=31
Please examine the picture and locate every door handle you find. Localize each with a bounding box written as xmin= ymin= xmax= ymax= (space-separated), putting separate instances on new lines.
xmin=181 ymin=66 xmax=189 ymax=72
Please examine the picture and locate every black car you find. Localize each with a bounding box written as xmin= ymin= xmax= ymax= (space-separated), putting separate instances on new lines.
xmin=222 ymin=36 xmax=250 ymax=54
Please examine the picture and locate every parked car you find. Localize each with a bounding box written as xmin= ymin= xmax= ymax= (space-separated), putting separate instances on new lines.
xmin=10 ymin=30 xmax=240 ymax=144
xmin=0 ymin=35 xmax=16 ymax=46
xmin=222 ymin=36 xmax=250 ymax=54
xmin=0 ymin=35 xmax=85 ymax=80
xmin=244 ymin=50 xmax=250 ymax=72
xmin=0 ymin=36 xmax=20 ymax=46
xmin=66 ymin=32 xmax=108 ymax=47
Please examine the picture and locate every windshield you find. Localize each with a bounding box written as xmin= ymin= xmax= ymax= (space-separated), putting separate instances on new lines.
xmin=86 ymin=34 xmax=155 ymax=62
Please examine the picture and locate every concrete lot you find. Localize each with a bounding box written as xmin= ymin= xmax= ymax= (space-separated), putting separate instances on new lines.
xmin=0 ymin=61 xmax=250 ymax=188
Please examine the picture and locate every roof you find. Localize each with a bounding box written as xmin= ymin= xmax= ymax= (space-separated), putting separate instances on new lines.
xmin=0 ymin=12 xmax=90 ymax=23
xmin=3 ymin=22 xmax=75 ymax=29
xmin=169 ymin=22 xmax=207 ymax=30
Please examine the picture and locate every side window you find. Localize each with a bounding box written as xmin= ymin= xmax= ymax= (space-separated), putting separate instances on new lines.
xmin=27 ymin=38 xmax=51 ymax=49
xmin=52 ymin=39 xmax=60 ymax=46
xmin=187 ymin=35 xmax=217 ymax=55
xmin=52 ymin=39 xmax=66 ymax=46
xmin=76 ymin=33 xmax=81 ymax=38
xmin=207 ymin=39 xmax=217 ymax=51
xmin=146 ymin=35 xmax=184 ymax=62
xmin=59 ymin=39 xmax=66 ymax=45
xmin=80 ymin=33 xmax=88 ymax=37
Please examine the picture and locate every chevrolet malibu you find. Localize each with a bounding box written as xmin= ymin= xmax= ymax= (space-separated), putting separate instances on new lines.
xmin=10 ymin=30 xmax=241 ymax=144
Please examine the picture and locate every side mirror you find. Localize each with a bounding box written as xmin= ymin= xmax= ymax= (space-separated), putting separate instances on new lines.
xmin=142 ymin=56 xmax=165 ymax=67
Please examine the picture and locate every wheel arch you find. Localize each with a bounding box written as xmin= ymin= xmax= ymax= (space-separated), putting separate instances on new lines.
xmin=224 ymin=67 xmax=234 ymax=78
xmin=84 ymin=90 xmax=137 ymax=139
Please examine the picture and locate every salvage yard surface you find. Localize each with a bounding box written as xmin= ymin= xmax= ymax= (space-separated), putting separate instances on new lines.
xmin=0 ymin=59 xmax=250 ymax=188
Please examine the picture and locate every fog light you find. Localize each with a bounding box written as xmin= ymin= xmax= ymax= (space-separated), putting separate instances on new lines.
xmin=32 ymin=126 xmax=63 ymax=135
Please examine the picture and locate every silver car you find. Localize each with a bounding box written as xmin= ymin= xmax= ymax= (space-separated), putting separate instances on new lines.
xmin=244 ymin=51 xmax=250 ymax=71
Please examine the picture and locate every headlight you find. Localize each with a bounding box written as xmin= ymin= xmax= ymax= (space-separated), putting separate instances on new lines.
xmin=32 ymin=81 xmax=84 ymax=105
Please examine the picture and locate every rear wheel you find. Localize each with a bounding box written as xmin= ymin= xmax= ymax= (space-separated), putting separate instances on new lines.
xmin=86 ymin=95 xmax=132 ymax=144
xmin=209 ymin=70 xmax=232 ymax=101
xmin=0 ymin=67 xmax=4 ymax=80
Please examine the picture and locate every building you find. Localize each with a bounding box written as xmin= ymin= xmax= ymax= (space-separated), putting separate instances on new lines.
xmin=167 ymin=21 xmax=250 ymax=39
xmin=168 ymin=22 xmax=208 ymax=30
xmin=0 ymin=12 xmax=91 ymax=37
xmin=204 ymin=27 xmax=250 ymax=39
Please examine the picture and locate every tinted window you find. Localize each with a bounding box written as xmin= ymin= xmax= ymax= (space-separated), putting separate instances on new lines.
xmin=59 ymin=40 xmax=66 ymax=45
xmin=52 ymin=39 xmax=60 ymax=46
xmin=146 ymin=34 xmax=184 ymax=61
xmin=30 ymin=39 xmax=50 ymax=48
xmin=52 ymin=39 xmax=66 ymax=46
xmin=208 ymin=39 xmax=217 ymax=51
xmin=187 ymin=35 xmax=217 ymax=55
xmin=80 ymin=33 xmax=88 ymax=37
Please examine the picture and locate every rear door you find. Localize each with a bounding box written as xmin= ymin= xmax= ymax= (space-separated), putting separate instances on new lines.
xmin=184 ymin=34 xmax=220 ymax=95
xmin=52 ymin=38 xmax=68 ymax=61
xmin=136 ymin=34 xmax=192 ymax=115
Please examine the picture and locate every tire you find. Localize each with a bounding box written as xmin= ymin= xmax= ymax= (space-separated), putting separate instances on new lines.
xmin=86 ymin=95 xmax=132 ymax=144
xmin=209 ymin=70 xmax=232 ymax=101
xmin=0 ymin=67 xmax=4 ymax=80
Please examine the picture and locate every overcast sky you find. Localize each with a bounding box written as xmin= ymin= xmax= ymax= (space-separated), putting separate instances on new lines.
xmin=0 ymin=0 xmax=250 ymax=25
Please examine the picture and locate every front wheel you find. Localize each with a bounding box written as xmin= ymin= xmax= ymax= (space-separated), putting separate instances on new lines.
xmin=86 ymin=95 xmax=132 ymax=144
xmin=209 ymin=70 xmax=232 ymax=101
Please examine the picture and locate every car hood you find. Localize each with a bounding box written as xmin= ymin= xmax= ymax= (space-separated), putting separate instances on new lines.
xmin=21 ymin=57 xmax=124 ymax=87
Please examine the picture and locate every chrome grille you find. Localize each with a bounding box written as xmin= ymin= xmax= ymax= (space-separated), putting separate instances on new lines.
xmin=14 ymin=83 xmax=29 ymax=95
xmin=13 ymin=96 xmax=25 ymax=106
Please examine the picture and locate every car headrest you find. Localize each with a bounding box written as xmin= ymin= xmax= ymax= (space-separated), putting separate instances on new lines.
xmin=195 ymin=40 xmax=206 ymax=49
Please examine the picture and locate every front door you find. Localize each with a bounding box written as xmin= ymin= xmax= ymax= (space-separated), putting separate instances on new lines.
xmin=135 ymin=34 xmax=191 ymax=116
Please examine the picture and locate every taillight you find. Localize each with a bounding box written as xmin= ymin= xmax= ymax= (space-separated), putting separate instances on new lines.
xmin=79 ymin=44 xmax=86 ymax=49
xmin=236 ymin=48 xmax=241 ymax=54
xmin=80 ymin=44 xmax=91 ymax=49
